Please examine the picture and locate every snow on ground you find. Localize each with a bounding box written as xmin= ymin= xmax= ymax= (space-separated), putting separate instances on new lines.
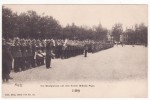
xmin=2 ymin=45 xmax=148 ymax=97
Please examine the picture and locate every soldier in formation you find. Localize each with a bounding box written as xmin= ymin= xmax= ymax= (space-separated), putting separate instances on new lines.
xmin=12 ymin=38 xmax=22 ymax=72
xmin=3 ymin=37 xmax=114 ymax=73
xmin=84 ymin=44 xmax=88 ymax=57
xmin=45 ymin=39 xmax=55 ymax=68
xmin=2 ymin=38 xmax=13 ymax=82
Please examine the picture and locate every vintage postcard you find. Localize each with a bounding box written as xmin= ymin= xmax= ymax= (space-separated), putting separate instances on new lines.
xmin=2 ymin=4 xmax=148 ymax=98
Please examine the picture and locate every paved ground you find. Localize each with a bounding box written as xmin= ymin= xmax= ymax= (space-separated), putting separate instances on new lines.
xmin=2 ymin=45 xmax=148 ymax=97
xmin=8 ymin=45 xmax=147 ymax=82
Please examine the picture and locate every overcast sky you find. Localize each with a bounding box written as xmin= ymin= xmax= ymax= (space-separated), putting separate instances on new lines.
xmin=4 ymin=5 xmax=148 ymax=30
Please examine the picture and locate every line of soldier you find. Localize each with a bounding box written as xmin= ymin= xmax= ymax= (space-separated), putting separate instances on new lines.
xmin=2 ymin=38 xmax=13 ymax=82
xmin=3 ymin=37 xmax=114 ymax=72
xmin=11 ymin=38 xmax=39 ymax=72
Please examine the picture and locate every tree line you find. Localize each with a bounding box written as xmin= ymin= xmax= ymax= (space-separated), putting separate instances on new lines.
xmin=2 ymin=6 xmax=147 ymax=45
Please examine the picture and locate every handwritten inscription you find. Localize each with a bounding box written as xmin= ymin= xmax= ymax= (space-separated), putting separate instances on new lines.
xmin=14 ymin=83 xmax=23 ymax=87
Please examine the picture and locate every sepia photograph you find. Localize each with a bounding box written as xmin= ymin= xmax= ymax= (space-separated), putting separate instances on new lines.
xmin=2 ymin=4 xmax=148 ymax=98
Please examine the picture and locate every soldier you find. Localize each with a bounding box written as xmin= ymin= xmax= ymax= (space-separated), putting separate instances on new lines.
xmin=8 ymin=38 xmax=14 ymax=70
xmin=61 ymin=39 xmax=67 ymax=59
xmin=35 ymin=39 xmax=39 ymax=66
xmin=84 ymin=44 xmax=88 ymax=57
xmin=42 ymin=39 xmax=46 ymax=52
xmin=39 ymin=40 xmax=45 ymax=65
xmin=31 ymin=39 xmax=36 ymax=67
xmin=20 ymin=38 xmax=26 ymax=71
xmin=91 ymin=43 xmax=95 ymax=53
xmin=41 ymin=39 xmax=46 ymax=65
xmin=2 ymin=38 xmax=13 ymax=82
xmin=36 ymin=49 xmax=45 ymax=66
xmin=54 ymin=40 xmax=59 ymax=58
xmin=46 ymin=40 xmax=55 ymax=69
xmin=26 ymin=39 xmax=33 ymax=69
xmin=69 ymin=46 xmax=72 ymax=58
xmin=36 ymin=39 xmax=42 ymax=66
xmin=58 ymin=40 xmax=63 ymax=58
xmin=12 ymin=37 xmax=22 ymax=72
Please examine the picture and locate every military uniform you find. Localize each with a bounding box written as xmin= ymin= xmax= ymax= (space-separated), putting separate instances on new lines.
xmin=40 ymin=40 xmax=45 ymax=65
xmin=12 ymin=38 xmax=22 ymax=72
xmin=46 ymin=41 xmax=54 ymax=68
xmin=26 ymin=39 xmax=32 ymax=69
xmin=20 ymin=39 xmax=28 ymax=70
xmin=31 ymin=39 xmax=36 ymax=67
xmin=2 ymin=39 xmax=13 ymax=82
xmin=84 ymin=44 xmax=88 ymax=57
xmin=61 ymin=45 xmax=66 ymax=59
xmin=91 ymin=43 xmax=95 ymax=53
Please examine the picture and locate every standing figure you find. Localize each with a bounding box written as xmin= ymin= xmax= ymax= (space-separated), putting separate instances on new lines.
xmin=2 ymin=39 xmax=13 ymax=82
xmin=91 ymin=43 xmax=95 ymax=53
xmin=31 ymin=39 xmax=36 ymax=67
xmin=61 ymin=39 xmax=67 ymax=59
xmin=26 ymin=39 xmax=32 ymax=69
xmin=12 ymin=38 xmax=22 ymax=72
xmin=46 ymin=40 xmax=55 ymax=69
xmin=20 ymin=39 xmax=26 ymax=71
xmin=84 ymin=44 xmax=88 ymax=57
xmin=21 ymin=39 xmax=29 ymax=70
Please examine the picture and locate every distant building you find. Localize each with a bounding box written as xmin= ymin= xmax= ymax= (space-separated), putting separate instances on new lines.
xmin=120 ymin=33 xmax=128 ymax=44
xmin=107 ymin=30 xmax=113 ymax=42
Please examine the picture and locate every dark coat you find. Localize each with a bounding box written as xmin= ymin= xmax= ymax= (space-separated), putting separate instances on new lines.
xmin=46 ymin=43 xmax=52 ymax=56
xmin=21 ymin=45 xmax=28 ymax=57
xmin=46 ymin=43 xmax=55 ymax=58
xmin=84 ymin=45 xmax=88 ymax=51
xmin=31 ymin=44 xmax=36 ymax=56
xmin=2 ymin=45 xmax=13 ymax=73
xmin=26 ymin=45 xmax=32 ymax=57
xmin=12 ymin=44 xmax=22 ymax=58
